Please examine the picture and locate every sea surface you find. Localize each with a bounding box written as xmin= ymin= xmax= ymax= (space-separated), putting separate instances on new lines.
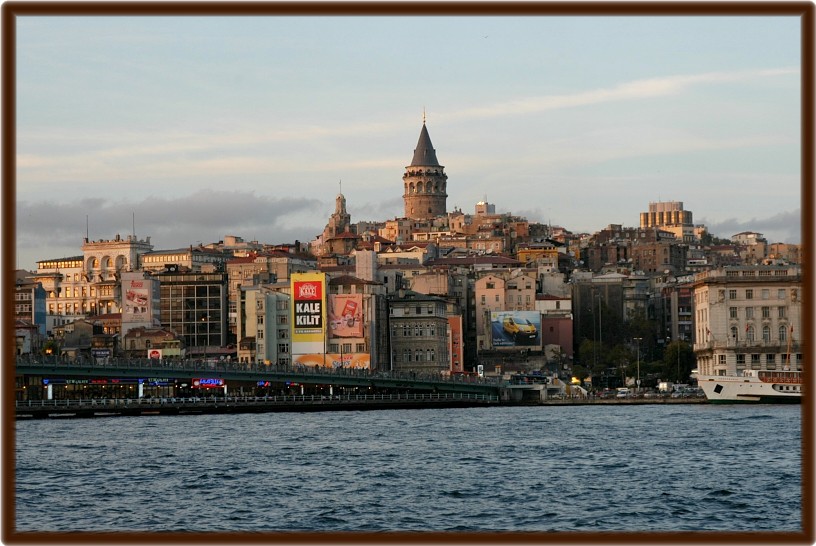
xmin=14 ymin=404 xmax=802 ymax=534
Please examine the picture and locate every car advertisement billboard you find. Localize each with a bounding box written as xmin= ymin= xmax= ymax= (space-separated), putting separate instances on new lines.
xmin=328 ymin=294 xmax=364 ymax=338
xmin=490 ymin=311 xmax=542 ymax=348
xmin=293 ymin=353 xmax=370 ymax=369
xmin=290 ymin=272 xmax=327 ymax=356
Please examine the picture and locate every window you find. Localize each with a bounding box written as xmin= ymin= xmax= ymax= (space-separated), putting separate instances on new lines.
xmin=342 ymin=343 xmax=352 ymax=354
xmin=329 ymin=343 xmax=339 ymax=352
xmin=778 ymin=307 xmax=786 ymax=319
xmin=486 ymin=282 xmax=494 ymax=289
xmin=746 ymin=289 xmax=753 ymax=300
xmin=480 ymin=295 xmax=486 ymax=304
xmin=762 ymin=326 xmax=771 ymax=343
xmin=736 ymin=354 xmax=746 ymax=367
xmin=746 ymin=326 xmax=755 ymax=342
xmin=729 ymin=289 xmax=737 ymax=299
xmin=762 ymin=307 xmax=770 ymax=319
xmin=779 ymin=325 xmax=787 ymax=342
xmin=278 ymin=344 xmax=289 ymax=354
xmin=778 ymin=289 xmax=786 ymax=300
xmin=729 ymin=307 xmax=738 ymax=319
xmin=766 ymin=354 xmax=776 ymax=369
xmin=495 ymin=295 xmax=500 ymax=302
xmin=718 ymin=354 xmax=727 ymax=365
xmin=356 ymin=343 xmax=366 ymax=352
xmin=745 ymin=307 xmax=754 ymax=319
xmin=761 ymin=289 xmax=769 ymax=300
xmin=751 ymin=354 xmax=761 ymax=369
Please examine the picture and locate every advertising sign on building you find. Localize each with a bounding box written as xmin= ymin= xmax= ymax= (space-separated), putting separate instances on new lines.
xmin=122 ymin=279 xmax=151 ymax=321
xmin=148 ymin=349 xmax=163 ymax=360
xmin=293 ymin=353 xmax=370 ymax=369
xmin=490 ymin=311 xmax=542 ymax=348
xmin=328 ymin=294 xmax=363 ymax=338
xmin=290 ymin=272 xmax=327 ymax=356
xmin=447 ymin=315 xmax=464 ymax=373
xmin=191 ymin=378 xmax=225 ymax=389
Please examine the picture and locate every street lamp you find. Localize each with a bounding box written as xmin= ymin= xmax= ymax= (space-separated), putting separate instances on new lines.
xmin=633 ymin=337 xmax=642 ymax=394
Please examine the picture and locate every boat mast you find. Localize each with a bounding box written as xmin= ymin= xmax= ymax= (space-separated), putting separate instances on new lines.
xmin=785 ymin=325 xmax=793 ymax=371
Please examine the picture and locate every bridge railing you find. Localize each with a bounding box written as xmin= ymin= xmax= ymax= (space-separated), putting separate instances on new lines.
xmin=16 ymin=392 xmax=499 ymax=409
xmin=14 ymin=355 xmax=500 ymax=386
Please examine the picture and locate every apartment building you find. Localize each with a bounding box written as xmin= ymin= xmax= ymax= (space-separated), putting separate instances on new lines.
xmin=692 ymin=265 xmax=802 ymax=376
xmin=33 ymin=234 xmax=153 ymax=334
xmin=14 ymin=270 xmax=46 ymax=337
xmin=388 ymin=290 xmax=451 ymax=373
xmin=236 ymin=283 xmax=290 ymax=365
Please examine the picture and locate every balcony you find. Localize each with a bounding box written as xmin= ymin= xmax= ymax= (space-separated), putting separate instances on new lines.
xmin=694 ymin=340 xmax=801 ymax=352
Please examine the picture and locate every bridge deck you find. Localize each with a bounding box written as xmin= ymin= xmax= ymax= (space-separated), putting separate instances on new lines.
xmin=16 ymin=393 xmax=500 ymax=419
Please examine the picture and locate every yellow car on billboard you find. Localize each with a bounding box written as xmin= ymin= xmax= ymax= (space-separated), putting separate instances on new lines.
xmin=502 ymin=316 xmax=537 ymax=342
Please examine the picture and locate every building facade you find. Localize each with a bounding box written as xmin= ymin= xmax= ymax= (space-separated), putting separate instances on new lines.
xmin=692 ymin=265 xmax=802 ymax=376
xmin=388 ymin=290 xmax=451 ymax=373
xmin=155 ymin=269 xmax=229 ymax=351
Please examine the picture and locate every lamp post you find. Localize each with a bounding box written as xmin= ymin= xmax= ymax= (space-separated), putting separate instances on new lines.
xmin=633 ymin=337 xmax=642 ymax=394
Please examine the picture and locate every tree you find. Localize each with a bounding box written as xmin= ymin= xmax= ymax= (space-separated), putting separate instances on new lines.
xmin=663 ymin=341 xmax=694 ymax=382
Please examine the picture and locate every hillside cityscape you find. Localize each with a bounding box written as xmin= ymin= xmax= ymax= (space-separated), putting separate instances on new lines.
xmin=14 ymin=121 xmax=803 ymax=393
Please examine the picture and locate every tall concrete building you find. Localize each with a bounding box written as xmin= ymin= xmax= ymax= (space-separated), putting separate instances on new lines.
xmin=403 ymin=121 xmax=448 ymax=220
xmin=639 ymin=201 xmax=695 ymax=243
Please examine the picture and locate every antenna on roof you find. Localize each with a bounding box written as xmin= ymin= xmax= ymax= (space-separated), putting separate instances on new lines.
xmin=132 ymin=212 xmax=135 ymax=238
xmin=339 ymin=179 xmax=342 ymax=195
xmin=85 ymin=215 xmax=89 ymax=241
xmin=423 ymin=107 xmax=426 ymax=124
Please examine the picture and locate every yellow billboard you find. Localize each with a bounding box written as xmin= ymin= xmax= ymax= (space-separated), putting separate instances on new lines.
xmin=290 ymin=272 xmax=327 ymax=356
xmin=293 ymin=353 xmax=370 ymax=369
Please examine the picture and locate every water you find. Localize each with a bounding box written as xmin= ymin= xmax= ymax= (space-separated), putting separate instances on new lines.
xmin=14 ymin=404 xmax=802 ymax=534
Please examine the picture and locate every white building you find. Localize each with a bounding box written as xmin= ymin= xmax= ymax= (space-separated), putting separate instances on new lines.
xmin=692 ymin=265 xmax=802 ymax=376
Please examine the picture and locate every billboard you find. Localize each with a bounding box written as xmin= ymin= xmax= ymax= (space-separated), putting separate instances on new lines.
xmin=290 ymin=272 xmax=327 ymax=356
xmin=122 ymin=278 xmax=152 ymax=321
xmin=293 ymin=353 xmax=370 ymax=369
xmin=329 ymin=294 xmax=363 ymax=338
xmin=448 ymin=315 xmax=464 ymax=373
xmin=490 ymin=311 xmax=542 ymax=348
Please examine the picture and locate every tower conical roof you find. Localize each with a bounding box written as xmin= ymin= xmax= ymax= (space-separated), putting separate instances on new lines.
xmin=410 ymin=123 xmax=440 ymax=166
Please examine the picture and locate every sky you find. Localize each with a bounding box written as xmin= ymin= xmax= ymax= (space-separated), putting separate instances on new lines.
xmin=15 ymin=13 xmax=803 ymax=271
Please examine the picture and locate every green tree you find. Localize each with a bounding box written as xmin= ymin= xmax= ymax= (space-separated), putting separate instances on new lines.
xmin=663 ymin=341 xmax=694 ymax=382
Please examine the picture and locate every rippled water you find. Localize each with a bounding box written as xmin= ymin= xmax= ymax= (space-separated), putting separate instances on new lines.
xmin=15 ymin=404 xmax=801 ymax=533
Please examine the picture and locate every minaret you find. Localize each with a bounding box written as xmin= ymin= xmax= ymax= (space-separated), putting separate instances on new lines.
xmin=403 ymin=117 xmax=448 ymax=220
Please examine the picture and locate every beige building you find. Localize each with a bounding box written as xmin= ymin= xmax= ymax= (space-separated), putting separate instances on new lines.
xmin=226 ymin=252 xmax=314 ymax=338
xmin=692 ymin=265 xmax=802 ymax=376
xmin=236 ymin=283 xmax=291 ymax=365
xmin=33 ymin=235 xmax=153 ymax=333
xmin=474 ymin=274 xmax=506 ymax=351
xmin=639 ymin=201 xmax=696 ymax=243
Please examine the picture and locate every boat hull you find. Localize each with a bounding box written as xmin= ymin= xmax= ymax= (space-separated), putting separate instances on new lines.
xmin=697 ymin=375 xmax=801 ymax=404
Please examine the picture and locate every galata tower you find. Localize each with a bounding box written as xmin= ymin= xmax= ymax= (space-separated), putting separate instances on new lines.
xmin=403 ymin=120 xmax=448 ymax=220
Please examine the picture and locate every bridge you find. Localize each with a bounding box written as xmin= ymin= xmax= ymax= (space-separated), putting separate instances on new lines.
xmin=14 ymin=357 xmax=502 ymax=404
xmin=15 ymin=392 xmax=499 ymax=419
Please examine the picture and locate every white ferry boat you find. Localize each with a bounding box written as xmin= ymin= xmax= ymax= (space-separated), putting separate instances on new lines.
xmin=696 ymin=369 xmax=802 ymax=404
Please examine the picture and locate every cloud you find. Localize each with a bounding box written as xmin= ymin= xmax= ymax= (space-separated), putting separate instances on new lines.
xmin=15 ymin=190 xmax=325 ymax=269
xmin=441 ymin=67 xmax=799 ymax=122
xmin=699 ymin=209 xmax=801 ymax=244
